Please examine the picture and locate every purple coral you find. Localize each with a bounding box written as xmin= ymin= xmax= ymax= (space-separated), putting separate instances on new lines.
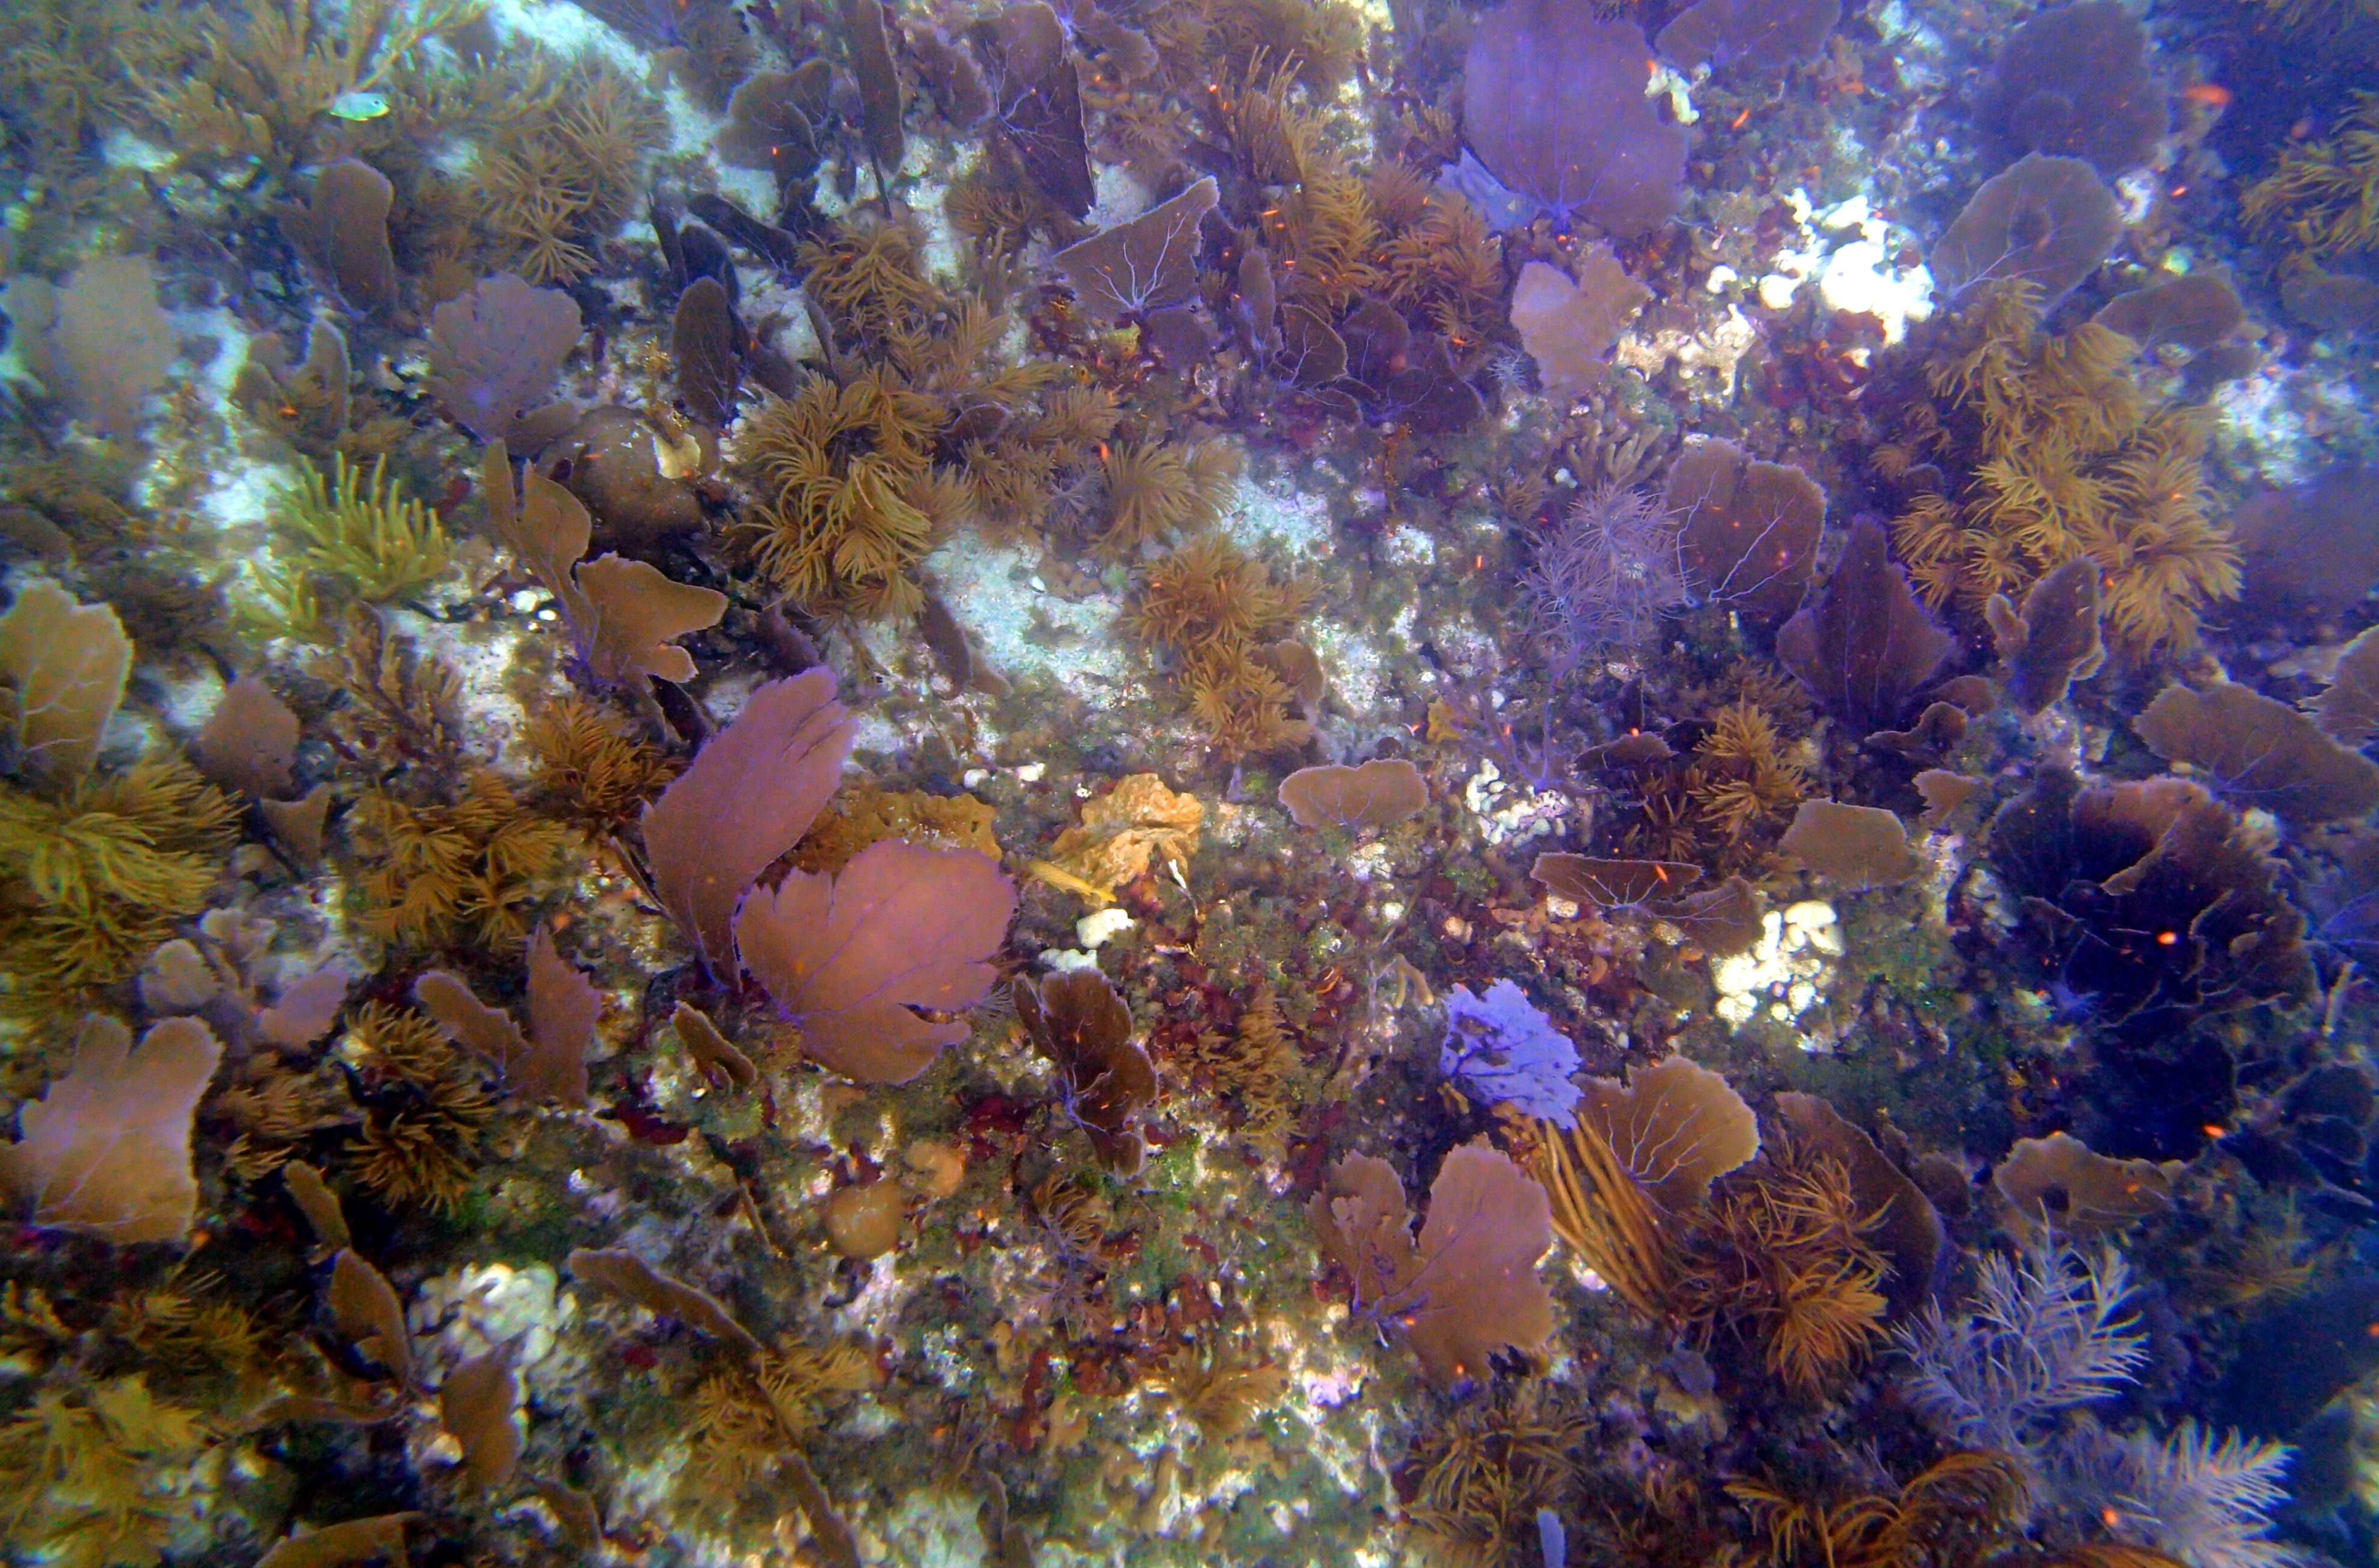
xmin=426 ymin=273 xmax=583 ymax=445
xmin=1929 ymin=154 xmax=2122 ymax=305
xmin=1439 ymin=979 xmax=1583 ymax=1127
xmin=1523 ymin=484 xmax=1685 ymax=680
xmin=1656 ymin=0 xmax=1841 ymax=79
xmin=1462 ymin=0 xmax=1685 ymax=239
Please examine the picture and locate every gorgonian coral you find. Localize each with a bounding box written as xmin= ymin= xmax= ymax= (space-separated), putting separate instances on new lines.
xmin=1929 ymin=155 xmax=2122 ymax=305
xmin=2242 ymin=94 xmax=2379 ymax=259
xmin=1884 ymin=284 xmax=2239 ymax=655
xmin=1522 ymin=484 xmax=1684 ymax=681
xmin=1460 ymin=1 xmax=1685 ymax=238
xmin=1985 ymin=770 xmax=2313 ymax=1036
xmin=1979 ymin=1 xmax=2167 ymax=178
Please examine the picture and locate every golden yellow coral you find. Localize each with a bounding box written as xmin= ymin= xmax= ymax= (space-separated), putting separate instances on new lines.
xmin=523 ymin=695 xmax=680 ymax=837
xmin=1127 ymin=537 xmax=1307 ymax=653
xmin=1182 ymin=646 xmax=1317 ymax=761
xmin=1404 ymin=1385 xmax=1585 ymax=1568
xmin=138 ymin=0 xmax=477 ymax=173
xmin=797 ymin=216 xmax=945 ymax=347
xmin=1186 ymin=984 xmax=1309 ymax=1153
xmin=753 ymin=211 xmax=1104 ymax=549
xmin=1127 ymin=538 xmax=1317 ymax=759
xmin=945 ymin=156 xmax=1051 ymax=258
xmin=689 ymin=1336 xmax=877 ymax=1491
xmin=1674 ymin=1150 xmax=1892 ymax=1395
xmin=1097 ymin=440 xmax=1240 ymax=552
xmin=344 ymin=1001 xmax=492 ymax=1211
xmin=1886 ymin=282 xmax=2238 ymax=656
xmin=1689 ymin=699 xmax=1809 ymax=840
xmin=1040 ymin=773 xmax=1203 ymax=900
xmin=2243 ymin=94 xmax=2379 ymax=259
xmin=731 ymin=369 xmax=951 ymax=618
xmin=1149 ymin=1343 xmax=1287 ymax=1440
xmin=349 ymin=771 xmax=570 ymax=951
xmin=793 ymin=782 xmax=999 ymax=876
xmin=263 ymin=452 xmax=451 ymax=632
xmin=1382 ymin=192 xmax=1505 ymax=345
xmin=1208 ymin=0 xmax=1365 ymax=90
xmin=101 ymin=1278 xmax=270 ymax=1375
xmin=0 ymin=758 xmax=240 ymax=1015
xmin=0 ymin=1374 xmax=209 ymax=1568
xmin=471 ymin=58 xmax=664 ymax=284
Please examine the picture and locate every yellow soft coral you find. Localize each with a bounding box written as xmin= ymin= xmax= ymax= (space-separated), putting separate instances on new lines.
xmin=2243 ymin=94 xmax=2379 ymax=259
xmin=1886 ymin=283 xmax=2238 ymax=656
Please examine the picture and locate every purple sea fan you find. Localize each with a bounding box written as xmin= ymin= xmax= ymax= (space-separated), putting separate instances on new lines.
xmin=1523 ymin=484 xmax=1685 ymax=680
xmin=1462 ymin=0 xmax=1685 ymax=239
xmin=1440 ymin=979 xmax=1583 ymax=1127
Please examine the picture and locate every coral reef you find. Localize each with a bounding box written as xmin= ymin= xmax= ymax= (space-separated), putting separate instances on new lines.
xmin=0 ymin=2 xmax=2366 ymax=1563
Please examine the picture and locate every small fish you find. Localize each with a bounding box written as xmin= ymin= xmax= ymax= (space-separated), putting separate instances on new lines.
xmin=2180 ymin=82 xmax=2232 ymax=110
xmin=327 ymin=91 xmax=391 ymax=122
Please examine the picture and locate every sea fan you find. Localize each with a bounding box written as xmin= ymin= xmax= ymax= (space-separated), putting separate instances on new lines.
xmin=2053 ymin=1419 xmax=2296 ymax=1568
xmin=1892 ymin=1242 xmax=2149 ymax=1454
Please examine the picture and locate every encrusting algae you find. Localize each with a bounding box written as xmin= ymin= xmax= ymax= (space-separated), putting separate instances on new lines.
xmin=0 ymin=0 xmax=2369 ymax=1564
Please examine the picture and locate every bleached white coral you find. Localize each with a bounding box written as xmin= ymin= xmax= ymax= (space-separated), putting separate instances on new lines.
xmin=2057 ymin=1418 xmax=2297 ymax=1568
xmin=1892 ymin=1242 xmax=2149 ymax=1455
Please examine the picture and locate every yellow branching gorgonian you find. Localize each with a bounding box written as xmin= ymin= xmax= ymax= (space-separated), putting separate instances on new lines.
xmin=1886 ymin=282 xmax=2239 ymax=656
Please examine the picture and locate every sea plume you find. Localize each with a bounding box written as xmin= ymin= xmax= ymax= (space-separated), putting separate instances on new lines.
xmin=1522 ymin=484 xmax=1684 ymax=680
xmin=1893 ymin=1242 xmax=2148 ymax=1456
xmin=2056 ymin=1420 xmax=2296 ymax=1568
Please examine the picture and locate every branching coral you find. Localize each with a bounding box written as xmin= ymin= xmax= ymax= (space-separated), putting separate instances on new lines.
xmin=2242 ymin=94 xmax=2379 ymax=260
xmin=349 ymin=771 xmax=571 ymax=952
xmin=1127 ymin=538 xmax=1315 ymax=758
xmin=1886 ymin=283 xmax=2239 ymax=655
xmin=317 ymin=606 xmax=465 ymax=773
xmin=0 ymin=759 xmax=239 ymax=1015
xmin=1893 ymin=1243 xmax=2148 ymax=1457
xmin=343 ymin=1001 xmax=493 ymax=1210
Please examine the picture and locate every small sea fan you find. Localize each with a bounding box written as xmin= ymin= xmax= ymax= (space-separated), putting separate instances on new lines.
xmin=1522 ymin=484 xmax=1684 ymax=680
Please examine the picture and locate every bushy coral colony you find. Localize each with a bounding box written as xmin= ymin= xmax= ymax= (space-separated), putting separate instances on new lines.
xmin=7 ymin=0 xmax=2379 ymax=1561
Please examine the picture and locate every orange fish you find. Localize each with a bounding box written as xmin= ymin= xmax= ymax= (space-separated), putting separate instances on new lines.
xmin=2181 ymin=82 xmax=2232 ymax=108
